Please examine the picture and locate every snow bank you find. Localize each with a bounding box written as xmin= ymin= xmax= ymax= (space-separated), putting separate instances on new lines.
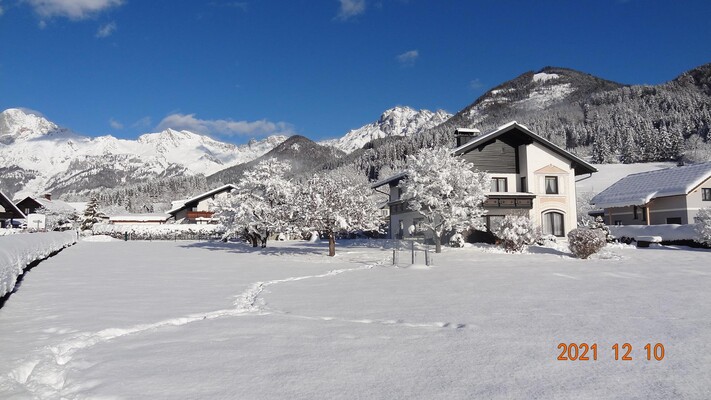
xmin=0 ymin=231 xmax=77 ymax=298
xmin=0 ymin=229 xmax=23 ymax=236
xmin=92 ymin=223 xmax=226 ymax=241
xmin=609 ymin=224 xmax=700 ymax=242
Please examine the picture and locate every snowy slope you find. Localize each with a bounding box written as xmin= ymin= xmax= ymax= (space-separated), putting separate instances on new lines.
xmin=0 ymin=109 xmax=287 ymax=198
xmin=320 ymin=106 xmax=451 ymax=153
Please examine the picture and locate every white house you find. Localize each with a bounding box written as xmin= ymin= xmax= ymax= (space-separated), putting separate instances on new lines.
xmin=372 ymin=122 xmax=597 ymax=241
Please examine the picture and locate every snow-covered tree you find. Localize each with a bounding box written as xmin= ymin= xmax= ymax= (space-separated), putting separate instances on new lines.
xmin=80 ymin=196 xmax=104 ymax=231
xmin=37 ymin=206 xmax=77 ymax=231
xmin=295 ymin=172 xmax=383 ymax=256
xmin=212 ymin=159 xmax=296 ymax=247
xmin=398 ymin=147 xmax=489 ymax=253
xmin=695 ymin=207 xmax=711 ymax=245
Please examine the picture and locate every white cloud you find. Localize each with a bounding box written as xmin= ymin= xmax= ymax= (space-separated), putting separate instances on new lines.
xmin=0 ymin=2 xmax=5 ymax=17
xmin=469 ymin=78 xmax=484 ymax=90
xmin=396 ymin=49 xmax=418 ymax=66
xmin=27 ymin=0 xmax=123 ymax=20
xmin=109 ymin=118 xmax=123 ymax=129
xmin=155 ymin=113 xmax=294 ymax=137
xmin=131 ymin=116 xmax=152 ymax=130
xmin=336 ymin=0 xmax=365 ymax=21
xmin=96 ymin=21 xmax=116 ymax=37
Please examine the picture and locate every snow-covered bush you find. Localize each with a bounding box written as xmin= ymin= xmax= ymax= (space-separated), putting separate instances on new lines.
xmin=568 ymin=228 xmax=606 ymax=259
xmin=695 ymin=207 xmax=711 ymax=245
xmin=491 ymin=216 xmax=541 ymax=253
xmin=92 ymin=223 xmax=226 ymax=240
xmin=537 ymin=234 xmax=557 ymax=246
xmin=590 ymin=216 xmax=614 ymax=243
xmin=449 ymin=233 xmax=465 ymax=248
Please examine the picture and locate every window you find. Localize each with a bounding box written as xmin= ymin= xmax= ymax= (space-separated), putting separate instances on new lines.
xmin=491 ymin=177 xmax=507 ymax=192
xmin=520 ymin=177 xmax=527 ymax=192
xmin=703 ymin=188 xmax=711 ymax=201
xmin=642 ymin=207 xmax=647 ymax=222
xmin=633 ymin=205 xmax=639 ymax=220
xmin=545 ymin=176 xmax=558 ymax=194
xmin=666 ymin=217 xmax=682 ymax=224
xmin=542 ymin=211 xmax=565 ymax=237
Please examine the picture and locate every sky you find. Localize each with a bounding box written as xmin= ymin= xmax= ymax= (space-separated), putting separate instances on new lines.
xmin=1 ymin=0 xmax=710 ymax=144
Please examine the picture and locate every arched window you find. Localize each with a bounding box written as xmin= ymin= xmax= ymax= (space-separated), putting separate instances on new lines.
xmin=542 ymin=211 xmax=564 ymax=237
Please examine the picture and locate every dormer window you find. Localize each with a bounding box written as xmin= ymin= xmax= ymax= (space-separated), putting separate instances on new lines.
xmin=491 ymin=177 xmax=507 ymax=192
xmin=545 ymin=176 xmax=559 ymax=194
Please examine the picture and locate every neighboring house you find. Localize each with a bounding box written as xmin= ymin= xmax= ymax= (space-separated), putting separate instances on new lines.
xmin=0 ymin=190 xmax=26 ymax=228
xmin=109 ymin=214 xmax=171 ymax=225
xmin=590 ymin=162 xmax=711 ymax=225
xmin=15 ymin=193 xmax=77 ymax=216
xmin=372 ymin=121 xmax=597 ymax=240
xmin=167 ymin=184 xmax=236 ymax=224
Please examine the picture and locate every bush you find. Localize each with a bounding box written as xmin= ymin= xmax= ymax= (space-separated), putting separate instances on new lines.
xmin=491 ymin=216 xmax=541 ymax=253
xmin=590 ymin=216 xmax=615 ymax=243
xmin=568 ymin=228 xmax=606 ymax=259
xmin=695 ymin=207 xmax=711 ymax=245
xmin=449 ymin=233 xmax=465 ymax=248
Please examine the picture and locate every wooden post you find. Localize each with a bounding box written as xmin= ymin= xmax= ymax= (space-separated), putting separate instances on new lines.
xmin=645 ymin=204 xmax=651 ymax=226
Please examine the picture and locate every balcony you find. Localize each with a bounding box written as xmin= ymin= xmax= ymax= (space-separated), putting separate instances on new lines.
xmin=187 ymin=211 xmax=214 ymax=220
xmin=484 ymin=193 xmax=536 ymax=209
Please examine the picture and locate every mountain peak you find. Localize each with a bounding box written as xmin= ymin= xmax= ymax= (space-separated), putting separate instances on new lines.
xmin=0 ymin=108 xmax=67 ymax=144
xmin=322 ymin=106 xmax=452 ymax=153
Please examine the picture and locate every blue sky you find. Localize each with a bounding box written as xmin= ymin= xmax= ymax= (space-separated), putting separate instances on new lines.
xmin=1 ymin=0 xmax=710 ymax=144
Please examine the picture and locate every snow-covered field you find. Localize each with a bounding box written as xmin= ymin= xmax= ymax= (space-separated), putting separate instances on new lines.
xmin=0 ymin=240 xmax=710 ymax=399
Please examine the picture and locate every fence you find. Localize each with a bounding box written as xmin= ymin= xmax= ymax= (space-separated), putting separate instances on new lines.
xmin=390 ymin=239 xmax=433 ymax=267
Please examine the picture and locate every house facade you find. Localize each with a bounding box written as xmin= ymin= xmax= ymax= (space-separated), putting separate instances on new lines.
xmin=372 ymin=122 xmax=597 ymax=240
xmin=167 ymin=184 xmax=236 ymax=224
xmin=590 ymin=162 xmax=711 ymax=225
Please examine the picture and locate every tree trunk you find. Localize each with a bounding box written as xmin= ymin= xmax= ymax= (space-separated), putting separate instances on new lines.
xmin=251 ymin=234 xmax=259 ymax=247
xmin=328 ymin=231 xmax=336 ymax=257
xmin=434 ymin=234 xmax=442 ymax=253
xmin=261 ymin=230 xmax=269 ymax=248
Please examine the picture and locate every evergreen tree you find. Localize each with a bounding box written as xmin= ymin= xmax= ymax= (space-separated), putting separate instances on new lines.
xmin=80 ymin=197 xmax=104 ymax=231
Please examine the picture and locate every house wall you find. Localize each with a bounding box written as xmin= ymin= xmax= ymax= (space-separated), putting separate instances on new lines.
xmin=522 ymin=142 xmax=577 ymax=236
xmin=686 ymin=175 xmax=711 ymax=222
xmin=648 ymin=195 xmax=688 ymax=224
xmin=461 ymin=139 xmax=517 ymax=173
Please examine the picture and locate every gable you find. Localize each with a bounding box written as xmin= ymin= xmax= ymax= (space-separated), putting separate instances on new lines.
xmin=534 ymin=164 xmax=569 ymax=175
xmin=459 ymin=139 xmax=518 ymax=173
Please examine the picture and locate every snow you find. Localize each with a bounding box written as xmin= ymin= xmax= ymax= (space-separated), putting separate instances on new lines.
xmin=591 ymin=162 xmax=711 ymax=208
xmin=319 ymin=106 xmax=451 ymax=154
xmin=609 ymin=223 xmax=700 ymax=241
xmin=81 ymin=235 xmax=118 ymax=242
xmin=532 ymin=72 xmax=560 ymax=82
xmin=1 ymin=240 xmax=709 ymax=399
xmin=517 ymin=83 xmax=574 ymax=109
xmin=0 ymin=231 xmax=77 ymax=298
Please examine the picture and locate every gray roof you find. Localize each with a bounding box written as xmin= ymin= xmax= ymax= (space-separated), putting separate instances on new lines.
xmin=590 ymin=162 xmax=711 ymax=208
xmin=167 ymin=184 xmax=237 ymax=215
xmin=452 ymin=121 xmax=597 ymax=176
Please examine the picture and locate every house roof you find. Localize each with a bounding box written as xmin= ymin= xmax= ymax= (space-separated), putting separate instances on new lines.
xmin=167 ymin=184 xmax=237 ymax=215
xmin=17 ymin=196 xmax=77 ymax=214
xmin=371 ymin=122 xmax=597 ymax=189
xmin=590 ymin=162 xmax=711 ymax=208
xmin=1 ymin=190 xmax=26 ymax=219
xmin=452 ymin=121 xmax=597 ymax=176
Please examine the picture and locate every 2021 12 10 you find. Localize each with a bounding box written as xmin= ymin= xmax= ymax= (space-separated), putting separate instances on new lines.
xmin=557 ymin=343 xmax=665 ymax=361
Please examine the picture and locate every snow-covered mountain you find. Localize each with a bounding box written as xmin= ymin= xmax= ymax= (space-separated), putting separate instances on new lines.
xmin=0 ymin=108 xmax=287 ymax=199
xmin=320 ymin=106 xmax=451 ymax=153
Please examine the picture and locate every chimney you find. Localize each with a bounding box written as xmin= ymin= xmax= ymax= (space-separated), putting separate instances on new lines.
xmin=44 ymin=193 xmax=52 ymax=201
xmin=455 ymin=128 xmax=480 ymax=147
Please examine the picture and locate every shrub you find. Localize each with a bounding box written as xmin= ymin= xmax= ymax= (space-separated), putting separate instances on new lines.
xmin=568 ymin=228 xmax=606 ymax=259
xmin=590 ymin=216 xmax=615 ymax=243
xmin=449 ymin=233 xmax=465 ymax=248
xmin=491 ymin=216 xmax=541 ymax=253
xmin=695 ymin=207 xmax=711 ymax=245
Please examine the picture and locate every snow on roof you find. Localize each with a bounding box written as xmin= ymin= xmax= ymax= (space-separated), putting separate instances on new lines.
xmin=109 ymin=214 xmax=171 ymax=222
xmin=371 ymin=172 xmax=407 ymax=189
xmin=167 ymin=184 xmax=236 ymax=215
xmin=590 ymin=162 xmax=711 ymax=208
xmin=452 ymin=121 xmax=596 ymax=175
xmin=33 ymin=197 xmax=77 ymax=214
